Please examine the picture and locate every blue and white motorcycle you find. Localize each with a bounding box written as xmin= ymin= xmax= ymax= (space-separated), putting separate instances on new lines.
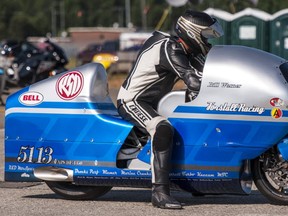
xmin=4 ymin=45 xmax=288 ymax=205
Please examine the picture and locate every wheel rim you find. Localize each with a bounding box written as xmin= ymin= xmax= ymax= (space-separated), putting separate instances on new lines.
xmin=257 ymin=151 xmax=288 ymax=197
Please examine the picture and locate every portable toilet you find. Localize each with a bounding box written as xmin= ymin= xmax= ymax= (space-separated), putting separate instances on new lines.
xmin=230 ymin=8 xmax=271 ymax=51
xmin=270 ymin=9 xmax=288 ymax=59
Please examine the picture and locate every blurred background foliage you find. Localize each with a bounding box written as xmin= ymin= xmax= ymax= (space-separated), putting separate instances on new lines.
xmin=1 ymin=0 xmax=288 ymax=40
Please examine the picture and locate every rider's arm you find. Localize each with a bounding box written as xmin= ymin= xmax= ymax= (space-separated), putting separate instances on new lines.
xmin=189 ymin=53 xmax=205 ymax=72
xmin=161 ymin=39 xmax=202 ymax=93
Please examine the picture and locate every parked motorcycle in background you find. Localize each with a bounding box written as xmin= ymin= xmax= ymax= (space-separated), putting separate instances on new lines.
xmin=0 ymin=44 xmax=13 ymax=105
xmin=14 ymin=38 xmax=69 ymax=87
xmin=3 ymin=40 xmax=41 ymax=86
xmin=0 ymin=39 xmax=68 ymax=104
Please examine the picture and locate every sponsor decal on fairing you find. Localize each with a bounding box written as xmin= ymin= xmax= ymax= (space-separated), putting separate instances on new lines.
xmin=19 ymin=91 xmax=44 ymax=106
xmin=270 ymin=98 xmax=284 ymax=107
xmin=269 ymin=98 xmax=284 ymax=119
xmin=271 ymin=108 xmax=283 ymax=119
xmin=206 ymin=102 xmax=265 ymax=114
xmin=56 ymin=71 xmax=84 ymax=100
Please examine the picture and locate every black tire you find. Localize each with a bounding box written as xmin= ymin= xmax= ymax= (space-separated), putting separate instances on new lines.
xmin=191 ymin=193 xmax=205 ymax=197
xmin=252 ymin=149 xmax=288 ymax=205
xmin=45 ymin=181 xmax=112 ymax=200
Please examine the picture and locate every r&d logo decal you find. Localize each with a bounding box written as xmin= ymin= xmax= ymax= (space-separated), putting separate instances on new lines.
xmin=56 ymin=71 xmax=84 ymax=100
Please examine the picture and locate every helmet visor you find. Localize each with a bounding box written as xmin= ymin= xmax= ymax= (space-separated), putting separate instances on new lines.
xmin=201 ymin=19 xmax=224 ymax=39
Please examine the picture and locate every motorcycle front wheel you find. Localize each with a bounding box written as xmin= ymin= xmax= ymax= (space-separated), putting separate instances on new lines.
xmin=252 ymin=148 xmax=288 ymax=205
xmin=45 ymin=181 xmax=112 ymax=200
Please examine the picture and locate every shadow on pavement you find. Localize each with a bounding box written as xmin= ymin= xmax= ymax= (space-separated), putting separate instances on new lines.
xmin=0 ymin=181 xmax=43 ymax=188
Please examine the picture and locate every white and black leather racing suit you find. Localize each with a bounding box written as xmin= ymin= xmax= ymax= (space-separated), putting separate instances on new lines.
xmin=117 ymin=31 xmax=205 ymax=186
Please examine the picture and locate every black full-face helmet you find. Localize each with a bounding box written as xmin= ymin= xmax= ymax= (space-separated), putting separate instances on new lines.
xmin=175 ymin=10 xmax=224 ymax=55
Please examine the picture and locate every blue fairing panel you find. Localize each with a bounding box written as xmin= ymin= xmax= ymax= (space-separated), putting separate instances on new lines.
xmin=277 ymin=139 xmax=288 ymax=160
xmin=168 ymin=116 xmax=288 ymax=163
xmin=4 ymin=63 xmax=134 ymax=181
xmin=5 ymin=106 xmax=132 ymax=143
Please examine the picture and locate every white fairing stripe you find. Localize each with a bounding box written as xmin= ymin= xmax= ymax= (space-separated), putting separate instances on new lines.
xmin=5 ymin=107 xmax=118 ymax=116
xmin=169 ymin=112 xmax=288 ymax=122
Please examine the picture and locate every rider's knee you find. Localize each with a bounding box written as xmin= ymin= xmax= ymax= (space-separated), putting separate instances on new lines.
xmin=153 ymin=120 xmax=174 ymax=152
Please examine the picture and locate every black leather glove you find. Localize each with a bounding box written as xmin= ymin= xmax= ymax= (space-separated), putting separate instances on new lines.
xmin=189 ymin=53 xmax=206 ymax=72
xmin=185 ymin=89 xmax=198 ymax=102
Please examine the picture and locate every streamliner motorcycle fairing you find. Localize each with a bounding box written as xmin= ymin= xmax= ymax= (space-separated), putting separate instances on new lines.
xmin=4 ymin=45 xmax=288 ymax=204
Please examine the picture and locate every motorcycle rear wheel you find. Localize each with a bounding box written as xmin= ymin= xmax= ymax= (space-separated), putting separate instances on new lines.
xmin=45 ymin=181 xmax=112 ymax=200
xmin=252 ymin=149 xmax=288 ymax=205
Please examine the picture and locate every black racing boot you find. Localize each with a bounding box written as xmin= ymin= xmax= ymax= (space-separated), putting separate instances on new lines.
xmin=151 ymin=121 xmax=182 ymax=209
xmin=152 ymin=184 xmax=182 ymax=209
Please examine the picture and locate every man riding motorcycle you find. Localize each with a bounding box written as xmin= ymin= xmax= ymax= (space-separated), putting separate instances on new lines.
xmin=117 ymin=10 xmax=223 ymax=209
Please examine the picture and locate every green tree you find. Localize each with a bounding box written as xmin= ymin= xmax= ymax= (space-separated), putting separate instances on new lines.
xmin=2 ymin=0 xmax=288 ymax=41
xmin=257 ymin=0 xmax=288 ymax=14
xmin=8 ymin=12 xmax=34 ymax=40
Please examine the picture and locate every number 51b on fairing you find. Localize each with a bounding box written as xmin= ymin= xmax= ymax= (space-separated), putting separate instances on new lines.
xmin=4 ymin=45 xmax=288 ymax=205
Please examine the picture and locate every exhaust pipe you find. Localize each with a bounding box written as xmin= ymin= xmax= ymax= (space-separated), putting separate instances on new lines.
xmin=34 ymin=166 xmax=73 ymax=182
